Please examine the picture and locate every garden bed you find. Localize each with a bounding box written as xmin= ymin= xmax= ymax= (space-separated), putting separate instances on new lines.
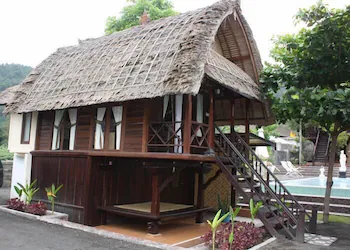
xmin=0 ymin=205 xmax=68 ymax=221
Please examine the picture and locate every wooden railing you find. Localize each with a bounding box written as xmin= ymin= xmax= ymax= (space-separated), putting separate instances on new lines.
xmin=147 ymin=121 xmax=210 ymax=154
xmin=214 ymin=124 xmax=312 ymax=241
xmin=190 ymin=122 xmax=210 ymax=153
xmin=148 ymin=121 xmax=184 ymax=153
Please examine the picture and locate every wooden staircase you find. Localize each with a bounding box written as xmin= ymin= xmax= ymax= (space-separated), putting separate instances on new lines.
xmin=313 ymin=131 xmax=330 ymax=164
xmin=214 ymin=125 xmax=311 ymax=242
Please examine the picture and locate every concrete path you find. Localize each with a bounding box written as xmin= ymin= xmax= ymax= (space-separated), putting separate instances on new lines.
xmin=0 ymin=211 xmax=159 ymax=250
xmin=0 ymin=187 xmax=10 ymax=204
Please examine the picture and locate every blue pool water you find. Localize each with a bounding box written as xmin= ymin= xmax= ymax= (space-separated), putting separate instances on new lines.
xmin=270 ymin=177 xmax=350 ymax=198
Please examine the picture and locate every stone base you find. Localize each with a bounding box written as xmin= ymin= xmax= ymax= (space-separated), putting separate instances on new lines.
xmin=339 ymin=172 xmax=346 ymax=178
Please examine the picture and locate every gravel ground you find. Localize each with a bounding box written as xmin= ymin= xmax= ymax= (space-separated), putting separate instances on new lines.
xmin=0 ymin=211 xmax=160 ymax=250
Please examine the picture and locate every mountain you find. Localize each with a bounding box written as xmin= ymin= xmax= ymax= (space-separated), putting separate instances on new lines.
xmin=0 ymin=63 xmax=32 ymax=91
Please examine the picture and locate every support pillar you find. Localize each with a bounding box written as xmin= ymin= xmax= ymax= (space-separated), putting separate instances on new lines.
xmin=230 ymin=100 xmax=236 ymax=207
xmin=183 ymin=95 xmax=192 ymax=154
xmin=208 ymin=88 xmax=215 ymax=150
xmin=149 ymin=170 xmax=160 ymax=234
xmin=245 ymin=99 xmax=250 ymax=145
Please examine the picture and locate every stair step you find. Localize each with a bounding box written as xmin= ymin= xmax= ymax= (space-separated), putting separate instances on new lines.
xmin=266 ymin=216 xmax=287 ymax=227
xmin=252 ymin=194 xmax=270 ymax=203
xmin=259 ymin=205 xmax=278 ymax=218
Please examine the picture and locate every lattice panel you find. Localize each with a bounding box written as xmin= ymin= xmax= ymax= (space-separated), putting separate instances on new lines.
xmin=204 ymin=164 xmax=232 ymax=209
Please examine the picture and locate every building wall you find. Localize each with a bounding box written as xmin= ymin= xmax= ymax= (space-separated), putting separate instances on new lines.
xmin=8 ymin=112 xmax=38 ymax=154
xmin=8 ymin=112 xmax=38 ymax=198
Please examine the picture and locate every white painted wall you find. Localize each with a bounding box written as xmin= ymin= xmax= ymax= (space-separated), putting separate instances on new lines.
xmin=8 ymin=112 xmax=38 ymax=154
xmin=8 ymin=112 xmax=38 ymax=198
xmin=10 ymin=153 xmax=32 ymax=198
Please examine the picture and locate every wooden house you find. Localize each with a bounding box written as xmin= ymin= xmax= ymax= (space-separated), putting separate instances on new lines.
xmin=5 ymin=0 xmax=308 ymax=239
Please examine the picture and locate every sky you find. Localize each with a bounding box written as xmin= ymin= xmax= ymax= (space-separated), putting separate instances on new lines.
xmin=0 ymin=0 xmax=348 ymax=68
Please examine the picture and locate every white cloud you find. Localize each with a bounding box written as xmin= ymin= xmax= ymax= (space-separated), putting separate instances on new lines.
xmin=0 ymin=0 xmax=347 ymax=67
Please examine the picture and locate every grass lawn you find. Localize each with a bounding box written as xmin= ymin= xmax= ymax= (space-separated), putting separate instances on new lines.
xmin=317 ymin=214 xmax=350 ymax=224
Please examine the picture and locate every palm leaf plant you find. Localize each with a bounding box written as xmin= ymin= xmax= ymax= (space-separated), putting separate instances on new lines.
xmin=14 ymin=185 xmax=23 ymax=200
xmin=17 ymin=180 xmax=39 ymax=204
xmin=207 ymin=209 xmax=229 ymax=250
xmin=45 ymin=184 xmax=63 ymax=214
xmin=228 ymin=206 xmax=241 ymax=250
xmin=249 ymin=198 xmax=263 ymax=223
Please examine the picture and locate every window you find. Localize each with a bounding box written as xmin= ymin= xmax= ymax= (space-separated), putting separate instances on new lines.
xmin=21 ymin=113 xmax=32 ymax=144
xmin=110 ymin=106 xmax=123 ymax=150
xmin=94 ymin=106 xmax=123 ymax=150
xmin=51 ymin=109 xmax=77 ymax=150
xmin=94 ymin=107 xmax=107 ymax=149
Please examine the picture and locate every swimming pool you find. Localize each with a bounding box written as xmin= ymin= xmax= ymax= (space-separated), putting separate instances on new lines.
xmin=270 ymin=177 xmax=350 ymax=198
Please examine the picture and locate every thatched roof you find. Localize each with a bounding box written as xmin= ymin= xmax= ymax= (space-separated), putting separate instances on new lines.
xmin=6 ymin=0 xmax=264 ymax=114
xmin=0 ymin=85 xmax=20 ymax=105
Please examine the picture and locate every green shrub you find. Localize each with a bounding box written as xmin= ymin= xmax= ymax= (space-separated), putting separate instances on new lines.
xmin=0 ymin=145 xmax=13 ymax=160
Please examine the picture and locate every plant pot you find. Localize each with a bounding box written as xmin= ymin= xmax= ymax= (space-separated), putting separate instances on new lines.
xmin=223 ymin=215 xmax=231 ymax=223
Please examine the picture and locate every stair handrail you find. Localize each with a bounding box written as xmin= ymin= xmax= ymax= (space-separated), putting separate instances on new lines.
xmin=325 ymin=134 xmax=331 ymax=159
xmin=214 ymin=155 xmax=297 ymax=239
xmin=214 ymin=124 xmax=310 ymax=222
xmin=313 ymin=129 xmax=321 ymax=159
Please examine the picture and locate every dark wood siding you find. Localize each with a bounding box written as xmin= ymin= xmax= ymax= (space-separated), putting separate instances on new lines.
xmin=123 ymin=101 xmax=144 ymax=152
xmin=32 ymin=154 xmax=89 ymax=224
xmin=75 ymin=108 xmax=94 ymax=150
xmin=36 ymin=111 xmax=54 ymax=150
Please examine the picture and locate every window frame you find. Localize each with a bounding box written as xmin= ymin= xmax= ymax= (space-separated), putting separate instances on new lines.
xmin=21 ymin=112 xmax=32 ymax=144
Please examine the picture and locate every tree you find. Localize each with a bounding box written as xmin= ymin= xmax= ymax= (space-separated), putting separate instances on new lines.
xmin=261 ymin=1 xmax=350 ymax=223
xmin=105 ymin=0 xmax=178 ymax=34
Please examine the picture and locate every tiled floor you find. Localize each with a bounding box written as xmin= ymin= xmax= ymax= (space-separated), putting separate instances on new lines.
xmin=96 ymin=218 xmax=209 ymax=247
xmin=305 ymin=233 xmax=337 ymax=246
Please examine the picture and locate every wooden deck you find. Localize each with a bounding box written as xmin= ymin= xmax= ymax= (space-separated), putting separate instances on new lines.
xmin=31 ymin=150 xmax=216 ymax=162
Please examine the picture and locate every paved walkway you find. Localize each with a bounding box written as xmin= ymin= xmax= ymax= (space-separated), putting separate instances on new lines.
xmin=0 ymin=187 xmax=10 ymax=205
xmin=260 ymin=222 xmax=350 ymax=250
xmin=0 ymin=211 xmax=159 ymax=250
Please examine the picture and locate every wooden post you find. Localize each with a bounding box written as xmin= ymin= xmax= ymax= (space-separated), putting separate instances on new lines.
xmin=208 ymin=88 xmax=215 ymax=150
xmin=142 ymin=102 xmax=150 ymax=152
xmin=183 ymin=95 xmax=192 ymax=154
xmin=296 ymin=208 xmax=306 ymax=243
xmin=149 ymin=169 xmax=160 ymax=234
xmin=196 ymin=168 xmax=204 ymax=223
xmin=245 ymin=99 xmax=250 ymax=145
xmin=88 ymin=108 xmax=95 ymax=150
xmin=230 ymin=99 xmax=236 ymax=207
xmin=309 ymin=205 xmax=318 ymax=233
xmin=151 ymin=173 xmax=160 ymax=216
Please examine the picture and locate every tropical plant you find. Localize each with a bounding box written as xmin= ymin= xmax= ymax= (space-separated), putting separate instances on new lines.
xmin=275 ymin=197 xmax=290 ymax=214
xmin=25 ymin=201 xmax=47 ymax=216
xmin=14 ymin=184 xmax=23 ymax=200
xmin=203 ymin=221 xmax=265 ymax=250
xmin=217 ymin=194 xmax=230 ymax=214
xmin=207 ymin=209 xmax=229 ymax=250
xmin=17 ymin=180 xmax=39 ymax=204
xmin=228 ymin=206 xmax=241 ymax=250
xmin=6 ymin=198 xmax=25 ymax=212
xmin=45 ymin=183 xmax=63 ymax=214
xmin=249 ymin=198 xmax=263 ymax=223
